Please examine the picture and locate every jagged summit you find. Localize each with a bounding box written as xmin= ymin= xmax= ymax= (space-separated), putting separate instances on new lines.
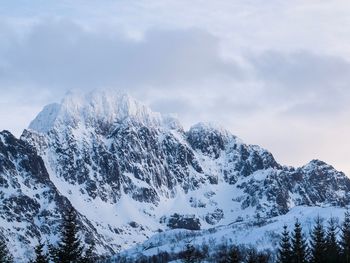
xmin=0 ymin=130 xmax=15 ymax=140
xmin=29 ymin=89 xmax=179 ymax=133
xmin=188 ymin=122 xmax=233 ymax=138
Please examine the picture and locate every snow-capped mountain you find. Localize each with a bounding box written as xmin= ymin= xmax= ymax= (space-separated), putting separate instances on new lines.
xmin=1 ymin=90 xmax=349 ymax=261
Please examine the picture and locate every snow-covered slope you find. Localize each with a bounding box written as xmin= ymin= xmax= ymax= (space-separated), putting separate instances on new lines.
xmin=113 ymin=205 xmax=348 ymax=262
xmin=1 ymin=90 xmax=349 ymax=261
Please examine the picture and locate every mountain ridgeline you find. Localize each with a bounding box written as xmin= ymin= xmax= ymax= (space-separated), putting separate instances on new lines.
xmin=0 ymin=90 xmax=349 ymax=261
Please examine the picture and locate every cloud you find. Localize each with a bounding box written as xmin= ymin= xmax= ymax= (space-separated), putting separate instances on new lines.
xmin=1 ymin=3 xmax=350 ymax=173
xmin=1 ymin=18 xmax=350 ymax=132
xmin=0 ymin=19 xmax=241 ymax=93
xmin=0 ymin=18 xmax=247 ymax=135
xmin=249 ymin=51 xmax=350 ymax=117
xmin=1 ymin=17 xmax=350 ymax=122
xmin=0 ymin=18 xmax=249 ymax=133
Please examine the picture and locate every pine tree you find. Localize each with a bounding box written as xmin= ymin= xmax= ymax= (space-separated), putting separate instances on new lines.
xmin=32 ymin=239 xmax=49 ymax=263
xmin=341 ymin=210 xmax=350 ymax=263
xmin=291 ymin=219 xmax=308 ymax=263
xmin=246 ymin=249 xmax=257 ymax=263
xmin=325 ymin=217 xmax=340 ymax=263
xmin=52 ymin=207 xmax=83 ymax=263
xmin=227 ymin=245 xmax=241 ymax=263
xmin=309 ymin=216 xmax=326 ymax=263
xmin=277 ymin=225 xmax=292 ymax=263
xmin=216 ymin=241 xmax=229 ymax=263
xmin=48 ymin=243 xmax=59 ymax=263
xmin=182 ymin=242 xmax=197 ymax=263
xmin=0 ymin=236 xmax=13 ymax=263
xmin=81 ymin=242 xmax=96 ymax=263
xmin=257 ymin=251 xmax=270 ymax=263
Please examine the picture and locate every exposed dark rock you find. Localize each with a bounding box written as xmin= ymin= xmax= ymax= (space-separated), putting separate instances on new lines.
xmin=205 ymin=209 xmax=224 ymax=225
xmin=164 ymin=213 xmax=201 ymax=230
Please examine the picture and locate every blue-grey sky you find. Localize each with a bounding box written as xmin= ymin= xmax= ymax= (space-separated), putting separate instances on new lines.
xmin=1 ymin=0 xmax=350 ymax=173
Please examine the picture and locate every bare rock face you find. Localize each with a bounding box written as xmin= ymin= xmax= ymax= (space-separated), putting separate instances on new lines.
xmin=0 ymin=130 xmax=113 ymax=259
xmin=161 ymin=213 xmax=201 ymax=230
xmin=1 ymin=90 xmax=350 ymax=261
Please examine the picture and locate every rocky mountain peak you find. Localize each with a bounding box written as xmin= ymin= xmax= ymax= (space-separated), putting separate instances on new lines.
xmin=28 ymin=90 xmax=180 ymax=134
xmin=0 ymin=130 xmax=15 ymax=143
xmin=187 ymin=123 xmax=232 ymax=159
xmin=303 ymin=159 xmax=331 ymax=169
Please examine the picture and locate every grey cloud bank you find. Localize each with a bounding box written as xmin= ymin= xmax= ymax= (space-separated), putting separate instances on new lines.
xmin=0 ymin=1 xmax=350 ymax=174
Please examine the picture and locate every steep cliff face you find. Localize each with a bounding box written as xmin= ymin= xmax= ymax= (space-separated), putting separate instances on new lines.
xmin=1 ymin=90 xmax=349 ymax=261
xmin=0 ymin=130 xmax=113 ymax=260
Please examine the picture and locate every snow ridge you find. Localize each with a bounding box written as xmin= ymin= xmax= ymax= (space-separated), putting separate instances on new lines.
xmin=29 ymin=90 xmax=179 ymax=133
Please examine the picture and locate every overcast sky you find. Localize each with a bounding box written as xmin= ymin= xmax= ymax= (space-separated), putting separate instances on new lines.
xmin=1 ymin=0 xmax=350 ymax=173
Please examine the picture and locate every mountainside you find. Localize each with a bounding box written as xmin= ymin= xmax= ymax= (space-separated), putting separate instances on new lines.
xmin=0 ymin=130 xmax=113 ymax=259
xmin=0 ymin=90 xmax=349 ymax=261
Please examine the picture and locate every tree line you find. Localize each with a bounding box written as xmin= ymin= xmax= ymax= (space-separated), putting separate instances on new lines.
xmin=276 ymin=211 xmax=350 ymax=263
xmin=111 ymin=242 xmax=272 ymax=263
xmin=112 ymin=211 xmax=350 ymax=263
xmin=2 ymin=211 xmax=350 ymax=262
